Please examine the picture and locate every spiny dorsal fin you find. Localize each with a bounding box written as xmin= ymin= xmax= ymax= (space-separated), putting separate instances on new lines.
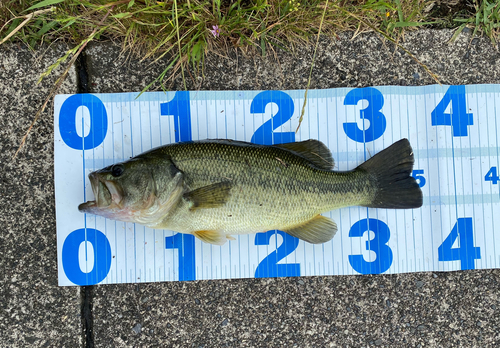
xmin=184 ymin=182 xmax=232 ymax=210
xmin=283 ymin=215 xmax=337 ymax=244
xmin=274 ymin=140 xmax=334 ymax=170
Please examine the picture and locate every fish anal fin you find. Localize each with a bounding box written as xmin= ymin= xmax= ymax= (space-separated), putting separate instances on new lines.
xmin=193 ymin=230 xmax=228 ymax=245
xmin=275 ymin=140 xmax=334 ymax=170
xmin=184 ymin=182 xmax=232 ymax=210
xmin=283 ymin=215 xmax=337 ymax=244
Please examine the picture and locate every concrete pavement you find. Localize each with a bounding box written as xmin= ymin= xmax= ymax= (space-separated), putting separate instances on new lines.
xmin=0 ymin=44 xmax=81 ymax=347
xmin=1 ymin=29 xmax=500 ymax=347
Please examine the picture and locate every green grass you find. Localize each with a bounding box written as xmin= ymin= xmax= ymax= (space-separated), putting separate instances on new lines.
xmin=451 ymin=0 xmax=500 ymax=44
xmin=0 ymin=0 xmax=498 ymax=89
xmin=2 ymin=0 xmax=498 ymax=157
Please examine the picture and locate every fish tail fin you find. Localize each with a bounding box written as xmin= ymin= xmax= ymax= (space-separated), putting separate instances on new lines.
xmin=358 ymin=139 xmax=423 ymax=209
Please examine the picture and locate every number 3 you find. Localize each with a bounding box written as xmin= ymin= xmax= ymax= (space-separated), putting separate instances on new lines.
xmin=348 ymin=219 xmax=393 ymax=274
xmin=343 ymin=87 xmax=386 ymax=143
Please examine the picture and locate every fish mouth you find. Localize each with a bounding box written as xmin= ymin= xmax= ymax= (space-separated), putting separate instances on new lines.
xmin=78 ymin=172 xmax=122 ymax=213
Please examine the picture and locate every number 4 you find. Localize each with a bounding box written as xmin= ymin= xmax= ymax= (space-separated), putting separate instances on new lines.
xmin=485 ymin=167 xmax=499 ymax=184
xmin=431 ymin=85 xmax=473 ymax=137
xmin=438 ymin=218 xmax=480 ymax=270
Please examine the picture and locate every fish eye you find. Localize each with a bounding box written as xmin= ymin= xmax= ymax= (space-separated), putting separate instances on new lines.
xmin=111 ymin=164 xmax=125 ymax=177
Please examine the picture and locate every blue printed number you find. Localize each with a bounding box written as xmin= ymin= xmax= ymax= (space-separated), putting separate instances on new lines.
xmin=431 ymin=85 xmax=473 ymax=137
xmin=250 ymin=91 xmax=295 ymax=145
xmin=251 ymin=91 xmax=300 ymax=277
xmin=161 ymin=91 xmax=192 ymax=143
xmin=348 ymin=219 xmax=393 ymax=274
xmin=411 ymin=169 xmax=426 ymax=187
xmin=254 ymin=231 xmax=300 ymax=278
xmin=62 ymin=229 xmax=112 ymax=285
xmin=161 ymin=91 xmax=196 ymax=280
xmin=343 ymin=87 xmax=386 ymax=143
xmin=59 ymin=94 xmax=108 ymax=150
xmin=438 ymin=218 xmax=480 ymax=270
xmin=485 ymin=167 xmax=499 ymax=185
xmin=165 ymin=233 xmax=196 ymax=281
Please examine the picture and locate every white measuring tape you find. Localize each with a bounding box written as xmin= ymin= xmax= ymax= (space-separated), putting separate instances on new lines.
xmin=54 ymin=85 xmax=500 ymax=286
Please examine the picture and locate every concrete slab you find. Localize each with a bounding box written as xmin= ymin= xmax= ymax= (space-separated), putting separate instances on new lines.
xmin=92 ymin=273 xmax=499 ymax=347
xmin=85 ymin=29 xmax=499 ymax=347
xmin=86 ymin=29 xmax=500 ymax=92
xmin=0 ymin=44 xmax=81 ymax=347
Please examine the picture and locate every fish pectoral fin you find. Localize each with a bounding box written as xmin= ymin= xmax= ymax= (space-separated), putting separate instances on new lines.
xmin=193 ymin=230 xmax=228 ymax=245
xmin=184 ymin=182 xmax=232 ymax=210
xmin=283 ymin=215 xmax=337 ymax=244
xmin=274 ymin=140 xmax=334 ymax=170
xmin=226 ymin=235 xmax=236 ymax=241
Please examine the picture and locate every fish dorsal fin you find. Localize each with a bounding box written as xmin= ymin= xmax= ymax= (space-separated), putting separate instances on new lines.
xmin=184 ymin=182 xmax=232 ymax=210
xmin=274 ymin=140 xmax=334 ymax=170
xmin=283 ymin=215 xmax=337 ymax=244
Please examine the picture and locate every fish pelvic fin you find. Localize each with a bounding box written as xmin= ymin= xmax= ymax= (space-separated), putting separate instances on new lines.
xmin=274 ymin=139 xmax=334 ymax=170
xmin=358 ymin=138 xmax=423 ymax=209
xmin=193 ymin=230 xmax=228 ymax=245
xmin=184 ymin=182 xmax=232 ymax=210
xmin=283 ymin=215 xmax=337 ymax=244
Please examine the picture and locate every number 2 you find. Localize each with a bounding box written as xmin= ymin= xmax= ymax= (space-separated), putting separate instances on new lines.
xmin=250 ymin=90 xmax=295 ymax=145
xmin=254 ymin=231 xmax=300 ymax=278
xmin=251 ymin=91 xmax=301 ymax=277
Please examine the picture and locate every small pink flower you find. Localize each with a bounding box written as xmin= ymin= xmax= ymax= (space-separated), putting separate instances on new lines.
xmin=210 ymin=25 xmax=220 ymax=38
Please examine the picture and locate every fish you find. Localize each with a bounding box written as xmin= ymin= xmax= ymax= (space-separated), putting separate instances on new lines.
xmin=78 ymin=138 xmax=423 ymax=245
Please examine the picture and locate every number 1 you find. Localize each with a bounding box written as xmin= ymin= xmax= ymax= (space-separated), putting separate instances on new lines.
xmin=161 ymin=91 xmax=196 ymax=280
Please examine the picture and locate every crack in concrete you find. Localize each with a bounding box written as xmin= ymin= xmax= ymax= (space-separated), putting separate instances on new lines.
xmin=76 ymin=51 xmax=95 ymax=348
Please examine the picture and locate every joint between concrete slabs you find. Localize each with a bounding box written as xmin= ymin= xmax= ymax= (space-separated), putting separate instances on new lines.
xmin=76 ymin=50 xmax=95 ymax=348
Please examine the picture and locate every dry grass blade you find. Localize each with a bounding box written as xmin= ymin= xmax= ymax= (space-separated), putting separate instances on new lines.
xmin=13 ymin=6 xmax=115 ymax=160
xmin=296 ymin=0 xmax=329 ymax=134
xmin=0 ymin=7 xmax=55 ymax=45
xmin=173 ymin=0 xmax=186 ymax=90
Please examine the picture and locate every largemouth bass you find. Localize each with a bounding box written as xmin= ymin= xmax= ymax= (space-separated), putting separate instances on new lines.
xmin=79 ymin=139 xmax=423 ymax=245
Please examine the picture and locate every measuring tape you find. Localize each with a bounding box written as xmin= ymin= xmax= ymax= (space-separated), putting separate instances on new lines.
xmin=54 ymin=85 xmax=500 ymax=286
